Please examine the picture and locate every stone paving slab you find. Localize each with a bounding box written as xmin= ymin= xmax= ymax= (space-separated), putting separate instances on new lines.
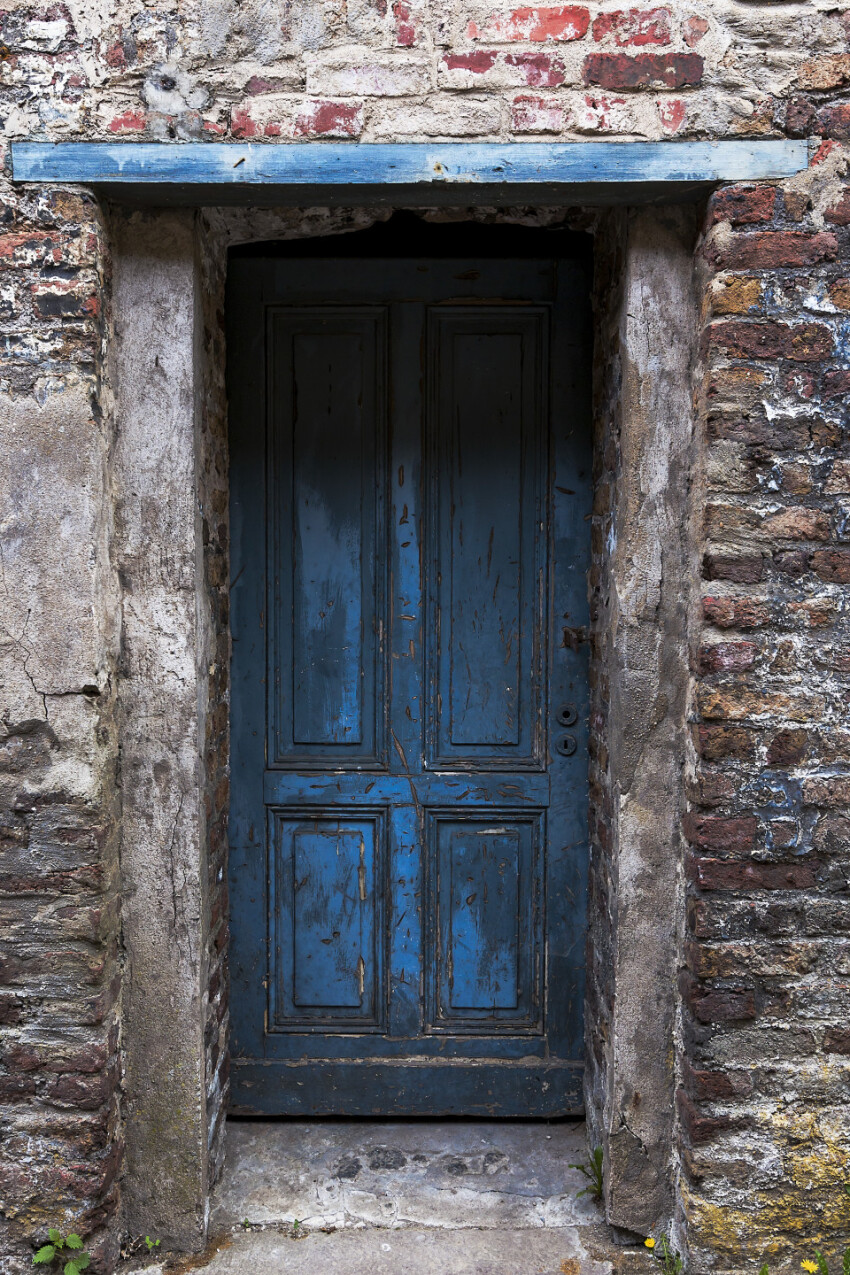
xmin=213 ymin=1119 xmax=600 ymax=1231
xmin=141 ymin=1225 xmax=614 ymax=1275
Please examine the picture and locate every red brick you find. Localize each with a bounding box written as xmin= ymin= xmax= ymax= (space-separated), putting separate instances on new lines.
xmin=694 ymin=771 xmax=736 ymax=807
xmin=511 ymin=93 xmax=567 ymax=131
xmin=0 ymin=229 xmax=57 ymax=265
xmin=442 ymin=50 xmax=498 ymax=72
xmin=244 ymin=74 xmax=288 ymax=94
xmin=690 ymin=857 xmax=819 ymax=892
xmin=765 ymin=507 xmax=830 ymax=541
xmin=392 ymin=0 xmax=417 ymax=44
xmin=32 ymin=284 xmax=99 ymax=320
xmin=813 ymin=813 xmax=850 ymax=853
xmin=0 ymin=1075 xmax=36 ymax=1101
xmin=698 ymin=641 xmax=758 ymax=673
xmin=768 ymin=819 xmax=798 ymax=849
xmin=3 ymin=1042 xmax=41 ymax=1072
xmin=677 ymin=1089 xmax=734 ymax=1143
xmin=786 ymin=97 xmax=815 ymax=137
xmin=683 ymin=15 xmax=708 ymax=46
xmin=798 ymin=54 xmax=850 ymax=91
xmin=812 ymin=139 xmax=842 ymax=166
xmin=766 ymin=729 xmax=808 ymax=767
xmin=505 ymin=50 xmax=566 ymax=85
xmin=684 ymin=980 xmax=757 ymax=1023
xmin=467 ymin=6 xmax=590 ymax=41
xmin=591 ymin=7 xmax=671 ymax=46
xmin=294 ymin=100 xmax=363 ymax=138
xmin=823 ymin=1027 xmax=850 ymax=1055
xmin=105 ymin=38 xmax=127 ymax=68
xmin=684 ymin=814 xmax=757 ymax=855
xmin=823 ymin=370 xmax=850 ymax=400
xmin=817 ymin=104 xmax=850 ymax=139
xmin=702 ymin=596 xmax=770 ymax=629
xmin=811 ymin=549 xmax=850 ymax=583
xmin=657 ymin=98 xmax=685 ymax=133
xmin=45 ymin=1070 xmax=111 ymax=1111
xmin=582 ymin=50 xmax=701 ymax=88
xmin=803 ymin=776 xmax=850 ymax=807
xmin=703 ymin=554 xmax=764 ymax=584
xmin=578 ymin=92 xmax=628 ymax=131
xmin=825 ymin=190 xmax=850 ymax=227
xmin=712 ymin=232 xmax=838 ymax=271
xmin=697 ymin=725 xmax=756 ymax=762
xmin=0 ymin=994 xmax=22 ymax=1025
xmin=709 ymin=321 xmax=833 ymax=363
xmin=683 ymin=1060 xmax=751 ymax=1102
xmin=710 ymin=185 xmax=777 ymax=226
xmin=107 ymin=107 xmax=145 ymax=133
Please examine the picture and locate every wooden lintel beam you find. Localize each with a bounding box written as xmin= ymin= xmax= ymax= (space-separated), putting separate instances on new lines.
xmin=11 ymin=140 xmax=809 ymax=190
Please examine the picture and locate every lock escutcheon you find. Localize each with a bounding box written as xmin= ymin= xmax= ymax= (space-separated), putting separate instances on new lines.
xmin=556 ymin=703 xmax=578 ymax=727
xmin=555 ymin=734 xmax=577 ymax=757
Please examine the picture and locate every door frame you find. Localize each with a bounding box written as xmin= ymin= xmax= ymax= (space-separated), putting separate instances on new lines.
xmin=110 ymin=201 xmax=697 ymax=1249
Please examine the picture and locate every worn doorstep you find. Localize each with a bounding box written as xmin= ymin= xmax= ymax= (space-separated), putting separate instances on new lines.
xmin=127 ymin=1120 xmax=628 ymax=1275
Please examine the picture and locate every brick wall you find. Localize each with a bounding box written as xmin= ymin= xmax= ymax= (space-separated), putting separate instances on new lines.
xmin=0 ymin=188 xmax=121 ymax=1273
xmin=682 ymin=166 xmax=850 ymax=1267
xmin=0 ymin=2 xmax=845 ymax=145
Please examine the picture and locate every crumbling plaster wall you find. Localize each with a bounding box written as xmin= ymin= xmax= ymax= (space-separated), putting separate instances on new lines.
xmin=110 ymin=211 xmax=212 ymax=1252
xmin=585 ymin=205 xmax=698 ymax=1240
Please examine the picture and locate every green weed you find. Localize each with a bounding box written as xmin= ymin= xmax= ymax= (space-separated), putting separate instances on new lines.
xmin=32 ymin=1230 xmax=89 ymax=1275
xmin=569 ymin=1146 xmax=604 ymax=1201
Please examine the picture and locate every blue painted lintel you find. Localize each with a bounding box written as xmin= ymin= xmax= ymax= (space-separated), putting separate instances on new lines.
xmin=11 ymin=140 xmax=808 ymax=188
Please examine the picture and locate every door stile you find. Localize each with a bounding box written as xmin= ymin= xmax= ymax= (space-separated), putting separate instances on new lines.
xmin=228 ymin=262 xmax=270 ymax=1060
xmin=547 ymin=258 xmax=593 ymax=1060
xmin=386 ymin=298 xmax=426 ymax=1039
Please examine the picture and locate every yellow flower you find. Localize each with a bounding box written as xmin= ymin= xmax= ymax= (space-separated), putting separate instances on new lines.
xmin=645 ymin=1240 xmax=656 ymax=1250
xmin=802 ymin=1262 xmax=818 ymax=1273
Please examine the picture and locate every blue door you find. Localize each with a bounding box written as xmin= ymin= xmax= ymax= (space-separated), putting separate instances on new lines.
xmin=228 ymin=244 xmax=592 ymax=1115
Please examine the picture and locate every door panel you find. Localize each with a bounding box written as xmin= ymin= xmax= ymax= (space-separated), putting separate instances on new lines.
xmin=269 ymin=811 xmax=385 ymax=1031
xmin=228 ymin=252 xmax=592 ymax=1116
xmin=427 ymin=812 xmax=542 ymax=1033
xmin=268 ymin=308 xmax=386 ymax=765
xmin=428 ymin=309 xmax=546 ymax=766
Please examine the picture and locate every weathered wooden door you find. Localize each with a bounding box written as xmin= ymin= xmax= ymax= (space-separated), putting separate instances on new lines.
xmin=228 ymin=243 xmax=592 ymax=1116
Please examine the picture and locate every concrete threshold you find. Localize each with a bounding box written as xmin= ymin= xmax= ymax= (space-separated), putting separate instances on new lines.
xmin=128 ymin=1120 xmax=627 ymax=1275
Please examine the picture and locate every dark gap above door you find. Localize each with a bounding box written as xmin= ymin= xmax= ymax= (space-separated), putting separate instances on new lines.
xmin=229 ymin=209 xmax=592 ymax=260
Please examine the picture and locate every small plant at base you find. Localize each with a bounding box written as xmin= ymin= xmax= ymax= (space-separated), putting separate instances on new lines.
xmin=645 ymin=1235 xmax=683 ymax=1275
xmin=144 ymin=1237 xmax=161 ymax=1253
xmin=32 ymin=1230 xmax=90 ymax=1275
xmin=569 ymin=1146 xmax=603 ymax=1201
